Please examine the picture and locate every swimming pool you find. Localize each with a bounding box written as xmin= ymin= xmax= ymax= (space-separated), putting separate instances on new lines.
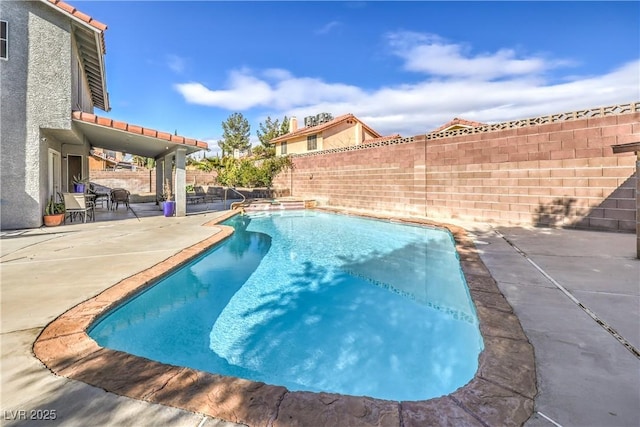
xmin=89 ymin=211 xmax=483 ymax=401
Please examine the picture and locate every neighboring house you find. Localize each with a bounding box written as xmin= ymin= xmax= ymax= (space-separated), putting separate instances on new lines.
xmin=0 ymin=0 xmax=207 ymax=229
xmin=270 ymin=113 xmax=383 ymax=156
xmin=89 ymin=148 xmax=134 ymax=171
xmin=429 ymin=117 xmax=487 ymax=134
xmin=362 ymin=134 xmax=403 ymax=145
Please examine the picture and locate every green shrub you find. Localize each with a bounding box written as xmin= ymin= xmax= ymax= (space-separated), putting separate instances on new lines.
xmin=214 ymin=155 xmax=292 ymax=188
xmin=45 ymin=196 xmax=65 ymax=215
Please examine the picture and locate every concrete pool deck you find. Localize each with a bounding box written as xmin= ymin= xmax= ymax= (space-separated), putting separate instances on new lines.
xmin=1 ymin=209 xmax=638 ymax=426
xmin=465 ymin=222 xmax=640 ymax=427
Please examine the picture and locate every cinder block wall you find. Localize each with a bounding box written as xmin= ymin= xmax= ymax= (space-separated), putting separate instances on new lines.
xmin=274 ymin=111 xmax=638 ymax=232
xmin=90 ymin=170 xmax=218 ymax=194
xmin=426 ymin=113 xmax=638 ymax=231
xmin=277 ymin=138 xmax=427 ymax=217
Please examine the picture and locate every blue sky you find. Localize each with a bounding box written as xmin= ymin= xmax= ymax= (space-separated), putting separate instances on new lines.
xmin=78 ymin=1 xmax=639 ymax=156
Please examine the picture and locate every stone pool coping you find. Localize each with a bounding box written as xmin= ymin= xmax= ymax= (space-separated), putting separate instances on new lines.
xmin=33 ymin=209 xmax=536 ymax=426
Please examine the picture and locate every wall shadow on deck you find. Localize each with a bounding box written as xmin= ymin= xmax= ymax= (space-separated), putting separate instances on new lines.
xmin=533 ymin=198 xmax=577 ymax=228
xmin=533 ymin=174 xmax=636 ymax=231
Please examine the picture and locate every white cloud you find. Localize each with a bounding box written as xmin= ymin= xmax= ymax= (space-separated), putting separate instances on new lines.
xmin=385 ymin=31 xmax=567 ymax=79
xmin=175 ymin=69 xmax=364 ymax=111
xmin=175 ymin=69 xmax=273 ymax=110
xmin=262 ymin=68 xmax=293 ymax=81
xmin=360 ymin=60 xmax=639 ymax=133
xmin=315 ymin=20 xmax=342 ymax=35
xmin=174 ymin=32 xmax=639 ymax=137
xmin=273 ymin=77 xmax=365 ymax=109
xmin=166 ymin=54 xmax=187 ymax=74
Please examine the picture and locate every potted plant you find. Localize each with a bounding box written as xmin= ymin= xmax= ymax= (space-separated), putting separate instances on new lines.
xmin=43 ymin=196 xmax=65 ymax=227
xmin=162 ymin=178 xmax=175 ymax=217
xmin=72 ymin=174 xmax=89 ymax=193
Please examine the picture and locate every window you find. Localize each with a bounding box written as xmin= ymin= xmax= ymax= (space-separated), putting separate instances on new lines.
xmin=307 ymin=135 xmax=317 ymax=151
xmin=280 ymin=141 xmax=287 ymax=155
xmin=1 ymin=21 xmax=7 ymax=60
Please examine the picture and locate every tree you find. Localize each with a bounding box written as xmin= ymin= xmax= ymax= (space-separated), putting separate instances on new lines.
xmin=259 ymin=155 xmax=293 ymax=187
xmin=257 ymin=115 xmax=289 ymax=147
xmin=186 ymin=156 xmax=199 ymax=167
xmin=280 ymin=116 xmax=290 ymax=136
xmin=217 ymin=139 xmax=230 ymax=157
xmin=255 ymin=115 xmax=289 ymax=158
xmin=221 ymin=113 xmax=251 ymax=156
xmin=214 ymin=156 xmax=292 ymax=188
xmin=132 ymin=155 xmax=154 ymax=169
xmin=193 ymin=156 xmax=222 ymax=172
xmin=251 ymin=145 xmax=274 ymax=159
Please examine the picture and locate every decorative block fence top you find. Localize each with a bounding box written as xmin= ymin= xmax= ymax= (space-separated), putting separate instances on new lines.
xmin=293 ymin=102 xmax=640 ymax=158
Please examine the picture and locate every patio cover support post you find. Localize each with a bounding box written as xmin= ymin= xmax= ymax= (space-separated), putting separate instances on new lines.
xmin=636 ymin=153 xmax=639 ymax=259
xmin=611 ymin=142 xmax=640 ymax=259
xmin=163 ymin=153 xmax=174 ymax=200
xmin=175 ymin=148 xmax=187 ymax=217
xmin=155 ymin=158 xmax=163 ymax=202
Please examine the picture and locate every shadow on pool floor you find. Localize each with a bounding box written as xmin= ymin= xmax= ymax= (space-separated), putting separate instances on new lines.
xmin=33 ymin=209 xmax=536 ymax=426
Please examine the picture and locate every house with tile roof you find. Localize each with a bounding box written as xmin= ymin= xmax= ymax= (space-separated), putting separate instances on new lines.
xmin=270 ymin=113 xmax=383 ymax=156
xmin=429 ymin=117 xmax=487 ymax=134
xmin=89 ymin=147 xmax=134 ymax=170
xmin=0 ymin=0 xmax=207 ymax=229
xmin=362 ymin=134 xmax=403 ymax=145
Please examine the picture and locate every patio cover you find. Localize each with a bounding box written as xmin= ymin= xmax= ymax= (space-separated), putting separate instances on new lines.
xmin=72 ymin=111 xmax=209 ymax=217
xmin=72 ymin=111 xmax=207 ymax=158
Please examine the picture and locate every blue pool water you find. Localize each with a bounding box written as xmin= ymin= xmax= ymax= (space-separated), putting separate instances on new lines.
xmin=89 ymin=211 xmax=483 ymax=401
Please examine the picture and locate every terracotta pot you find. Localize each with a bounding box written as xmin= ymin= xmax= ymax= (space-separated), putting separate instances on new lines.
xmin=43 ymin=213 xmax=65 ymax=227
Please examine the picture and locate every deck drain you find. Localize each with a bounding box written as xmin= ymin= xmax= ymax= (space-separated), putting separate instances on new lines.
xmin=494 ymin=229 xmax=640 ymax=360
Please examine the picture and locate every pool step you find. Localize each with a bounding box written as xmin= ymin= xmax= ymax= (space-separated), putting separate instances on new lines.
xmin=244 ymin=200 xmax=308 ymax=212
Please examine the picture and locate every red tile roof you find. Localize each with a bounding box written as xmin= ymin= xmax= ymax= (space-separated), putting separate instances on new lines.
xmin=45 ymin=0 xmax=107 ymax=52
xmin=47 ymin=0 xmax=107 ymax=31
xmin=430 ymin=117 xmax=487 ymax=134
xmin=270 ymin=113 xmax=382 ymax=143
xmin=72 ymin=111 xmax=209 ymax=150
xmin=363 ymin=134 xmax=402 ymax=144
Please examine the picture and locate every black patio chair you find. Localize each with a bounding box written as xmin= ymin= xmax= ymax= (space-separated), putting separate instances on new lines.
xmin=110 ymin=188 xmax=130 ymax=210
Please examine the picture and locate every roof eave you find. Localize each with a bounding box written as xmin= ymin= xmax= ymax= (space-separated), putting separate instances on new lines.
xmin=360 ymin=123 xmax=382 ymax=139
xmin=73 ymin=25 xmax=109 ymax=111
xmin=91 ymin=28 xmax=110 ymax=111
xmin=41 ymin=0 xmax=108 ymax=38
xmin=42 ymin=0 xmax=110 ymax=111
